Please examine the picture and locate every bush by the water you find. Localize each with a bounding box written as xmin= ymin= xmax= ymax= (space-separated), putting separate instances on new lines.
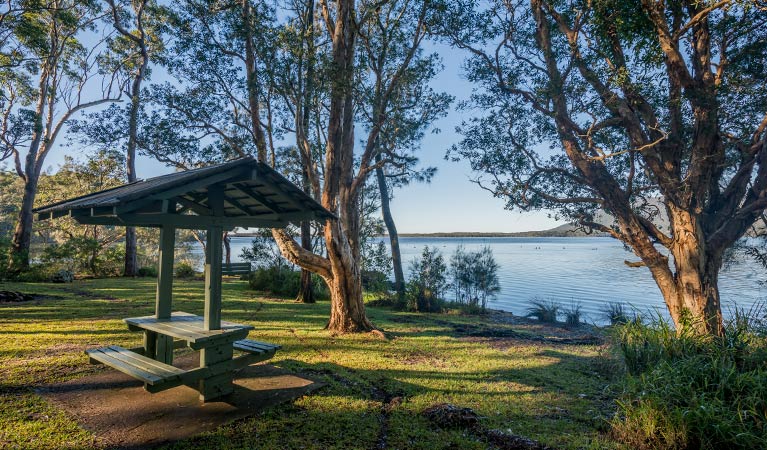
xmin=449 ymin=246 xmax=500 ymax=310
xmin=406 ymin=246 xmax=448 ymax=312
xmin=175 ymin=262 xmax=196 ymax=278
xmin=526 ymin=298 xmax=560 ymax=323
xmin=611 ymin=311 xmax=767 ymax=449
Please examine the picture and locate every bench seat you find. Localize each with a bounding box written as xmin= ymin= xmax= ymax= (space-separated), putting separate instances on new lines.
xmin=233 ymin=339 xmax=281 ymax=356
xmin=86 ymin=345 xmax=186 ymax=386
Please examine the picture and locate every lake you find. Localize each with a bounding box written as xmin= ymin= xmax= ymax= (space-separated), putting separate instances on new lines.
xmin=226 ymin=236 xmax=767 ymax=323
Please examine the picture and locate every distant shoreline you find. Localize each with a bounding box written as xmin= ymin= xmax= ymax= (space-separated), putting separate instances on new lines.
xmin=230 ymin=224 xmax=609 ymax=239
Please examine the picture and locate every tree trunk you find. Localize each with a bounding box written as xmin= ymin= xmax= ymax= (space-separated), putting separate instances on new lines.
xmin=295 ymin=220 xmax=315 ymax=303
xmin=9 ymin=173 xmax=39 ymax=271
xmin=123 ymin=89 xmax=140 ymax=277
xmin=325 ymin=220 xmax=374 ymax=331
xmin=375 ymin=160 xmax=404 ymax=297
xmin=667 ymin=207 xmax=724 ymax=335
xmin=223 ymin=232 xmax=231 ymax=265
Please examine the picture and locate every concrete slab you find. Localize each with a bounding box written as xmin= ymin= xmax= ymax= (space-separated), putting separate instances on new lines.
xmin=38 ymin=354 xmax=322 ymax=449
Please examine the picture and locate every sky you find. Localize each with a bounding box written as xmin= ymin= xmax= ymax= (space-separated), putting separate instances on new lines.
xmin=36 ymin=42 xmax=563 ymax=234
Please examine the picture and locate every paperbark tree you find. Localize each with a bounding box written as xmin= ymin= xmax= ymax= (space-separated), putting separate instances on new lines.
xmin=1 ymin=0 xmax=123 ymax=271
xmin=438 ymin=0 xmax=767 ymax=335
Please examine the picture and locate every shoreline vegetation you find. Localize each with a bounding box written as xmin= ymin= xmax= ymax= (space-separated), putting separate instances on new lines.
xmin=231 ymin=224 xmax=611 ymax=239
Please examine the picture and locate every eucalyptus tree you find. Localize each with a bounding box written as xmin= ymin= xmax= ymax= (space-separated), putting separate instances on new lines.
xmin=72 ymin=0 xmax=167 ymax=276
xmin=437 ymin=0 xmax=767 ymax=335
xmin=106 ymin=0 xmax=165 ymax=276
xmin=1 ymin=0 xmax=124 ymax=271
xmin=270 ymin=0 xmax=450 ymax=330
xmin=355 ymin=0 xmax=452 ymax=297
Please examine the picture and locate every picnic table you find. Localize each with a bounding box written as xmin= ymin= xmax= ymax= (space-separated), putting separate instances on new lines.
xmin=34 ymin=157 xmax=334 ymax=402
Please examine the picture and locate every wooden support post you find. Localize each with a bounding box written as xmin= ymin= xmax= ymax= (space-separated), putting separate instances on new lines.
xmin=198 ymin=344 xmax=234 ymax=401
xmin=154 ymin=221 xmax=175 ymax=364
xmin=156 ymin=225 xmax=175 ymax=319
xmin=204 ymin=225 xmax=223 ymax=331
xmin=204 ymin=184 xmax=225 ymax=332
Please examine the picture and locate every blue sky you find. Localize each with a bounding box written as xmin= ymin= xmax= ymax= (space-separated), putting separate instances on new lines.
xmin=38 ymin=42 xmax=562 ymax=234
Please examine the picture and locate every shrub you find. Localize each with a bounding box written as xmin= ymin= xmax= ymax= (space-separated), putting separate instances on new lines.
xmin=248 ymin=266 xmax=301 ymax=297
xmin=50 ymin=269 xmax=74 ymax=283
xmin=137 ymin=266 xmax=158 ymax=277
xmin=362 ymin=269 xmax=390 ymax=293
xmin=406 ymin=246 xmax=448 ymax=312
xmin=526 ymin=298 xmax=559 ymax=323
xmin=175 ymin=262 xmax=196 ymax=279
xmin=611 ymin=312 xmax=767 ymax=449
xmin=449 ymin=246 xmax=500 ymax=310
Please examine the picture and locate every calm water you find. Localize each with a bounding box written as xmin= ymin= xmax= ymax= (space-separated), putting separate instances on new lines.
xmin=227 ymin=236 xmax=766 ymax=323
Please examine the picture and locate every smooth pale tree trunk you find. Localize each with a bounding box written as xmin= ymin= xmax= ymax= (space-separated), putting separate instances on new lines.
xmin=124 ymin=94 xmax=140 ymax=277
xmin=374 ymin=161 xmax=404 ymax=297
xmin=8 ymin=72 xmax=48 ymax=272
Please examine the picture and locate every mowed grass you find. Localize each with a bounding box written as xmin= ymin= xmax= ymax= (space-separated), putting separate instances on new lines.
xmin=0 ymin=278 xmax=619 ymax=449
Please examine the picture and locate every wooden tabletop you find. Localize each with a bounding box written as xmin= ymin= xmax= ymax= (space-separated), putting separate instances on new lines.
xmin=124 ymin=311 xmax=253 ymax=346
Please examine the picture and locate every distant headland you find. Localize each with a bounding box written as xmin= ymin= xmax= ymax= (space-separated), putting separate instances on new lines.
xmin=393 ymin=224 xmax=609 ymax=238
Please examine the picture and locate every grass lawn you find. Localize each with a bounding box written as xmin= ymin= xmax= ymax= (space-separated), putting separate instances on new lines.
xmin=0 ymin=278 xmax=620 ymax=449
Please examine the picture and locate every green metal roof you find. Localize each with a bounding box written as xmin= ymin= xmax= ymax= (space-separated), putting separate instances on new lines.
xmin=35 ymin=156 xmax=334 ymax=229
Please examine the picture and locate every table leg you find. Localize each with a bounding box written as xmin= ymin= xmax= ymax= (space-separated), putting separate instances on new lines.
xmin=143 ymin=331 xmax=157 ymax=359
xmin=156 ymin=335 xmax=174 ymax=364
xmin=198 ymin=344 xmax=234 ymax=402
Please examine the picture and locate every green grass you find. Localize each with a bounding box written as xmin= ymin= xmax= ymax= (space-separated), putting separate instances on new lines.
xmin=0 ymin=278 xmax=619 ymax=449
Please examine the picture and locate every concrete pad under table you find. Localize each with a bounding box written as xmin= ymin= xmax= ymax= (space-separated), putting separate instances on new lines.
xmin=38 ymin=354 xmax=323 ymax=449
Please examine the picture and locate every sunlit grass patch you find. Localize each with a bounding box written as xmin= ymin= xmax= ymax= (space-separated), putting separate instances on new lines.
xmin=0 ymin=278 xmax=618 ymax=449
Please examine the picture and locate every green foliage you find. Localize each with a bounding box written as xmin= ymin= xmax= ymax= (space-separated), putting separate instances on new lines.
xmin=174 ymin=262 xmax=195 ymax=279
xmin=361 ymin=269 xmax=390 ymax=293
xmin=449 ymin=245 xmax=500 ymax=310
xmin=405 ymin=246 xmax=448 ymax=312
xmin=39 ymin=236 xmax=124 ymax=278
xmin=248 ymin=266 xmax=299 ymax=297
xmin=50 ymin=269 xmax=74 ymax=283
xmin=137 ymin=266 xmax=158 ymax=277
xmin=526 ymin=298 xmax=560 ymax=323
xmin=612 ymin=312 xmax=767 ymax=449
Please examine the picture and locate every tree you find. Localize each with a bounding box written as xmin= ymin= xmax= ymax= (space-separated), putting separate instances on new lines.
xmin=103 ymin=0 xmax=165 ymax=276
xmin=271 ymin=0 xmax=450 ymax=331
xmin=355 ymin=0 xmax=452 ymax=298
xmin=1 ymin=0 xmax=123 ymax=271
xmin=438 ymin=0 xmax=767 ymax=335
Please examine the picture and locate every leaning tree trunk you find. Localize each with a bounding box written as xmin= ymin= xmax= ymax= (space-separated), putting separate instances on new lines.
xmin=375 ymin=161 xmax=404 ymax=297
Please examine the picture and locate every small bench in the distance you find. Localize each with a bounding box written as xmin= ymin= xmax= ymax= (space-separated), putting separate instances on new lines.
xmin=222 ymin=262 xmax=251 ymax=277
